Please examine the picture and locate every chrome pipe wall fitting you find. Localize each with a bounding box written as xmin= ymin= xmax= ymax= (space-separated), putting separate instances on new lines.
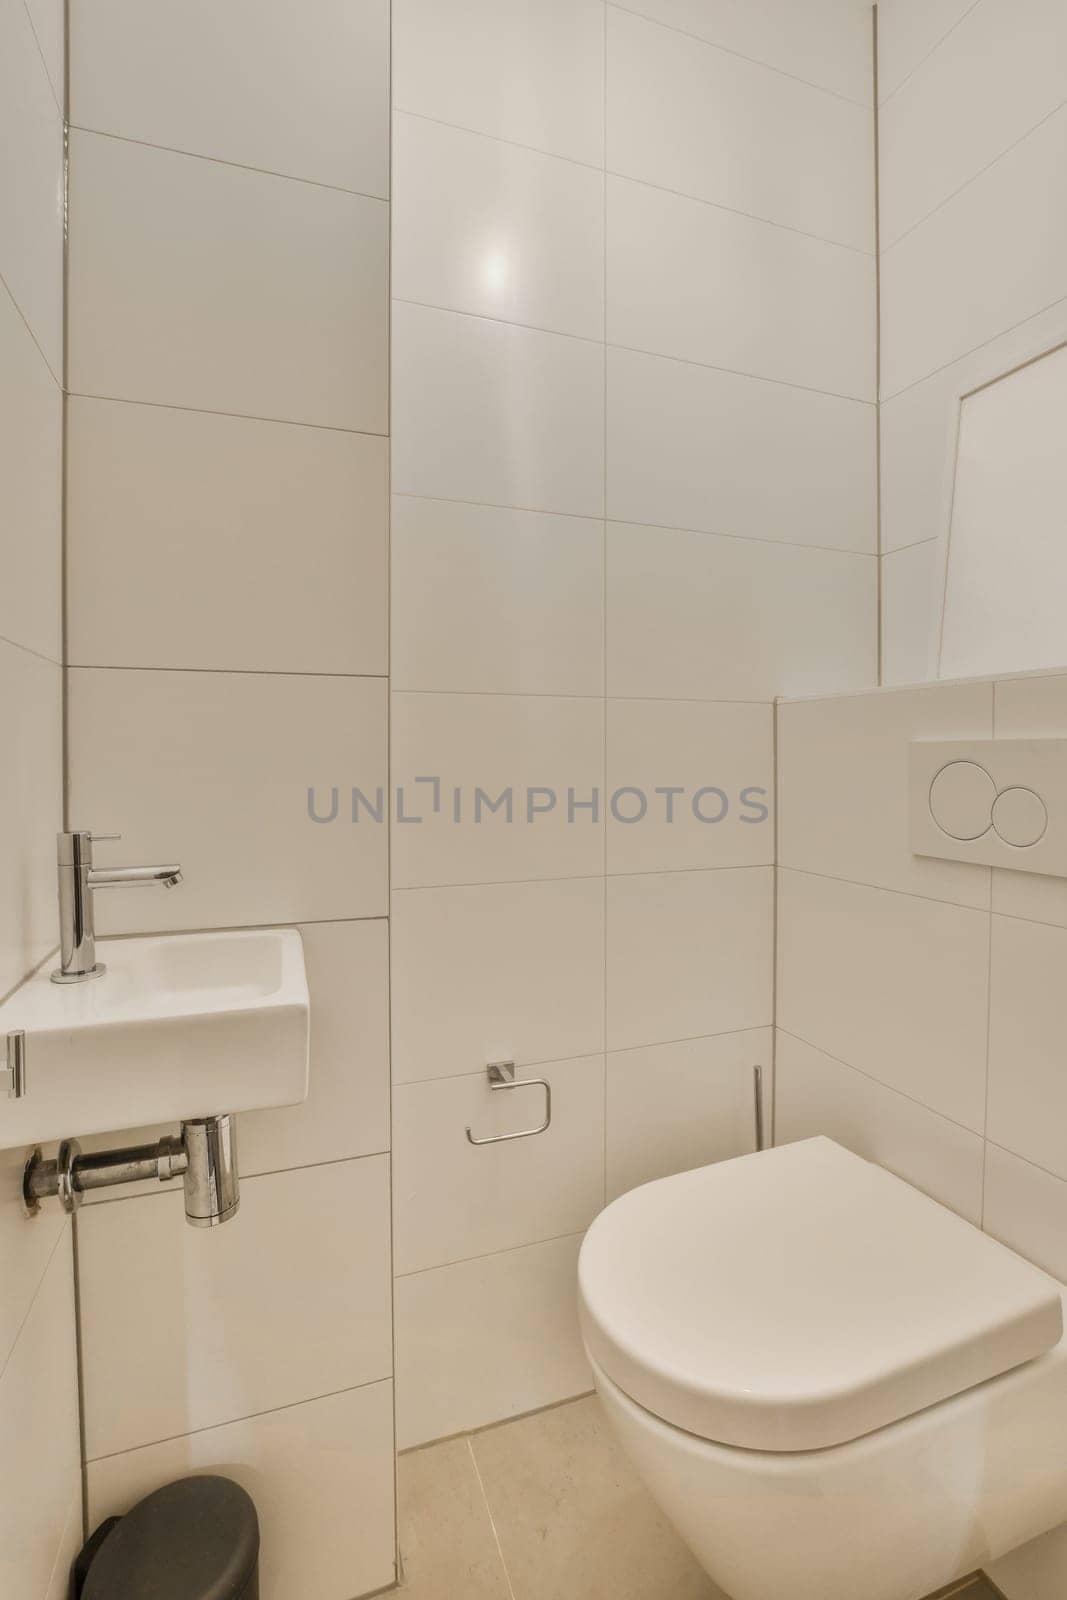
xmin=24 ymin=1113 xmax=240 ymax=1228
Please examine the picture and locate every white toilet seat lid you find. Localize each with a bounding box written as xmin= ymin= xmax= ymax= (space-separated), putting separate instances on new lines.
xmin=578 ymin=1138 xmax=1063 ymax=1453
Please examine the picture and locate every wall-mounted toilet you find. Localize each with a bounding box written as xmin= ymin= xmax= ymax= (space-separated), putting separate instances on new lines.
xmin=579 ymin=1137 xmax=1067 ymax=1600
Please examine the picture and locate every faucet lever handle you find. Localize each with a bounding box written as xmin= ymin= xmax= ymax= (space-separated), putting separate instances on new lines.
xmin=88 ymin=832 xmax=121 ymax=844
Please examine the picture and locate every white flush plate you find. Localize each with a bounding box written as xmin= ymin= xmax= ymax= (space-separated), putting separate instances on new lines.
xmin=0 ymin=927 xmax=309 ymax=1155
xmin=910 ymin=739 xmax=1067 ymax=876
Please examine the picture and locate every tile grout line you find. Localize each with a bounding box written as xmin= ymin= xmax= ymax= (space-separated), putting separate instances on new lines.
xmin=881 ymin=289 xmax=1067 ymax=406
xmin=602 ymin=0 xmax=610 ymax=1214
xmin=466 ymin=1436 xmax=519 ymax=1600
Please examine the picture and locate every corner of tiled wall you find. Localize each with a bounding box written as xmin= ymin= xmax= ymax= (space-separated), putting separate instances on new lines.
xmin=1 ymin=0 xmax=80 ymax=1593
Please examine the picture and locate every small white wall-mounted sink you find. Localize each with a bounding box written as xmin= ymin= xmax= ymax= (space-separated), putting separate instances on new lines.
xmin=0 ymin=928 xmax=309 ymax=1154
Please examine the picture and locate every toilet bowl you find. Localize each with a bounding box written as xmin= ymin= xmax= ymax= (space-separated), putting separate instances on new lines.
xmin=578 ymin=1137 xmax=1067 ymax=1600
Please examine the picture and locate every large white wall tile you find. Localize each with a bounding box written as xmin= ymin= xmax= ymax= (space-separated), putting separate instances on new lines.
xmin=775 ymin=1031 xmax=985 ymax=1221
xmin=0 ymin=0 xmax=63 ymax=378
xmin=988 ymin=915 xmax=1067 ymax=1181
xmin=395 ymin=114 xmax=604 ymax=340
xmin=0 ymin=1154 xmax=66 ymax=1374
xmin=606 ymin=1028 xmax=772 ymax=1200
xmin=240 ymin=920 xmax=390 ymax=1173
xmin=608 ymin=6 xmax=874 ymax=250
xmin=24 ymin=0 xmax=64 ymax=109
xmin=614 ymin=0 xmax=874 ymax=104
xmin=777 ymin=869 xmax=990 ymax=1129
xmin=395 ymin=0 xmax=605 ymax=165
xmin=992 ymin=672 xmax=1067 ymax=928
xmin=79 ymin=1157 xmax=392 ymax=1459
xmin=607 ymin=867 xmax=773 ymax=1050
xmin=0 ymin=1232 xmax=80 ymax=1600
xmin=394 ymin=1056 xmax=604 ymax=1273
xmin=391 ymin=878 xmax=604 ymax=1083
xmin=68 ymin=668 xmax=388 ymax=932
xmin=607 ymin=522 xmax=876 ymax=701
xmin=393 ymin=303 xmax=604 ymax=517
xmin=0 ymin=643 xmax=61 ymax=997
xmin=606 ymin=699 xmax=773 ymax=874
xmin=880 ymin=106 xmax=1067 ymax=397
xmin=0 ymin=287 xmax=61 ymax=663
xmin=391 ymin=692 xmax=604 ymax=889
xmin=68 ymin=398 xmax=387 ymax=675
xmin=984 ymin=1142 xmax=1067 ymax=1284
xmin=607 ymin=176 xmax=875 ymax=400
xmin=879 ymin=0 xmax=1067 ymax=249
xmin=71 ymin=0 xmax=389 ymax=196
xmin=87 ymin=1382 xmax=396 ymax=1600
xmin=68 ymin=131 xmax=388 ymax=432
xmin=777 ymin=680 xmax=993 ymax=906
xmin=607 ymin=347 xmax=876 ymax=552
xmin=44 ymin=1493 xmax=84 ymax=1600
xmin=392 ymin=498 xmax=603 ymax=696
xmin=877 ymin=0 xmax=986 ymax=102
xmin=395 ymin=1235 xmax=590 ymax=1448
xmin=880 ymin=541 xmax=939 ymax=687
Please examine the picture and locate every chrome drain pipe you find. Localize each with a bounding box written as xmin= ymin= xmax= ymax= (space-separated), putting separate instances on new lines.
xmin=24 ymin=1114 xmax=239 ymax=1228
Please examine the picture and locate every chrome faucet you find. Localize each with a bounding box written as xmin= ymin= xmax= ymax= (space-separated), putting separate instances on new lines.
xmin=52 ymin=830 xmax=183 ymax=984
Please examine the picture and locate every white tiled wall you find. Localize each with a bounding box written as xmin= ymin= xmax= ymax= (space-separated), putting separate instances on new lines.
xmin=877 ymin=0 xmax=1067 ymax=681
xmin=0 ymin=2 xmax=78 ymax=1596
xmin=0 ymin=0 xmax=78 ymax=1595
xmin=63 ymin=5 xmax=395 ymax=1596
xmin=391 ymin=0 xmax=876 ymax=1448
xmin=776 ymin=672 xmax=1067 ymax=1593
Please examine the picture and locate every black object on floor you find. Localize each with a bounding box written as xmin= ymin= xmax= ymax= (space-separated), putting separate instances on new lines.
xmin=73 ymin=1475 xmax=259 ymax=1600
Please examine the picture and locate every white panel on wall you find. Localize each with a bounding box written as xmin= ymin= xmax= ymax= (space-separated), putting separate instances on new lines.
xmin=390 ymin=691 xmax=605 ymax=889
xmin=880 ymin=106 xmax=1067 ymax=397
xmin=68 ymin=130 xmax=389 ymax=431
xmin=606 ymin=867 xmax=773 ymax=1050
xmin=607 ymin=175 xmax=875 ymax=400
xmin=395 ymin=1234 xmax=591 ymax=1448
xmin=777 ymin=680 xmax=993 ymax=906
xmin=391 ymin=877 xmax=605 ymax=1083
xmin=0 ymin=0 xmax=64 ymax=378
xmin=68 ymin=668 xmax=388 ymax=931
xmin=608 ymin=347 xmax=876 ymax=553
xmin=68 ymin=398 xmax=388 ymax=675
xmin=606 ymin=699 xmax=773 ymax=875
xmin=777 ymin=867 xmax=990 ymax=1130
xmin=391 ymin=497 xmax=604 ymax=696
xmin=87 ymin=1382 xmax=396 ymax=1600
xmin=608 ymin=5 xmax=874 ymax=251
xmin=394 ymin=0 xmax=605 ymax=165
xmin=393 ymin=302 xmax=605 ymax=516
xmin=0 ymin=287 xmax=61 ymax=663
xmin=606 ymin=1029 xmax=773 ymax=1201
xmin=78 ymin=1158 xmax=393 ymax=1460
xmin=0 ymin=642 xmax=62 ymax=998
xmin=939 ymin=345 xmax=1067 ymax=682
xmin=607 ymin=522 xmax=876 ymax=701
xmin=71 ymin=0 xmax=390 ymax=196
xmin=395 ymin=113 xmax=604 ymax=340
xmin=394 ymin=1056 xmax=605 ymax=1273
xmin=878 ymin=0 xmax=1067 ymax=249
xmin=614 ymin=0 xmax=874 ymax=104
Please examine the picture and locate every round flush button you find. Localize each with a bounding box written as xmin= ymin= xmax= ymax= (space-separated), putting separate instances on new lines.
xmin=928 ymin=761 xmax=997 ymax=840
xmin=991 ymin=786 xmax=1048 ymax=848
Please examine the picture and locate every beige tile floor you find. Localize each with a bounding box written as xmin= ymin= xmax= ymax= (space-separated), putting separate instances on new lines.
xmin=396 ymin=1393 xmax=1002 ymax=1600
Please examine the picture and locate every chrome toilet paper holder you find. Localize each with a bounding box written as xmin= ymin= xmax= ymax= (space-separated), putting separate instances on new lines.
xmin=465 ymin=1060 xmax=552 ymax=1146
